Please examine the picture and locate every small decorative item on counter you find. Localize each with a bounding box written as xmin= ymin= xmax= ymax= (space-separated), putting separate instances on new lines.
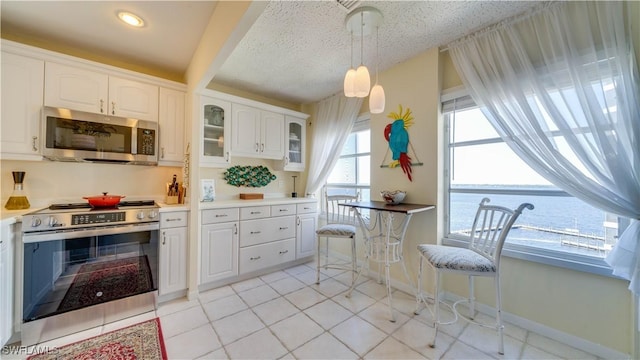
xmin=380 ymin=190 xmax=406 ymax=205
xmin=223 ymin=165 xmax=277 ymax=187
xmin=201 ymin=179 xmax=215 ymax=202
xmin=5 ymin=171 xmax=30 ymax=210
xmin=291 ymin=175 xmax=298 ymax=198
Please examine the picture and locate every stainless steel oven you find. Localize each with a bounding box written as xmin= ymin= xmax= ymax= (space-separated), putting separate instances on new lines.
xmin=20 ymin=201 xmax=160 ymax=346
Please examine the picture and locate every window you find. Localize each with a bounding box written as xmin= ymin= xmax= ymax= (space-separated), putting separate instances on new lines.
xmin=325 ymin=118 xmax=370 ymax=201
xmin=443 ymin=95 xmax=624 ymax=276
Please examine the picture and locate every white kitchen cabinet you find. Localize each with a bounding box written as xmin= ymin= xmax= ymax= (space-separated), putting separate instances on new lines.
xmin=159 ymin=211 xmax=188 ymax=297
xmin=276 ymin=116 xmax=307 ymax=172
xmin=296 ymin=203 xmax=318 ymax=258
xmin=200 ymin=208 xmax=239 ymax=285
xmin=1 ymin=52 xmax=44 ymax=160
xmin=230 ymin=103 xmax=284 ymax=160
xmin=44 ymin=62 xmax=159 ymax=121
xmin=158 ymin=88 xmax=186 ymax=166
xmin=0 ymin=221 xmax=15 ymax=346
xmin=200 ymin=96 xmax=231 ymax=167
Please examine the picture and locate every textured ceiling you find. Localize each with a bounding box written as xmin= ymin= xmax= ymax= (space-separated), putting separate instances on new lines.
xmin=1 ymin=1 xmax=540 ymax=105
xmin=212 ymin=1 xmax=540 ymax=104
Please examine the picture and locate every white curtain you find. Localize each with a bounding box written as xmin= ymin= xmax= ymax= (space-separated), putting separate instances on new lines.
xmin=448 ymin=2 xmax=640 ymax=293
xmin=304 ymin=94 xmax=363 ymax=196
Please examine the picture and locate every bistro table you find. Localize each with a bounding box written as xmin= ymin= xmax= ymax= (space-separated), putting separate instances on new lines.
xmin=340 ymin=201 xmax=435 ymax=322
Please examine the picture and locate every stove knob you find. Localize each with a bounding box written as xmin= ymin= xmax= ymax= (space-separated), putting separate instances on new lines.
xmin=48 ymin=217 xmax=58 ymax=227
xmin=148 ymin=210 xmax=158 ymax=219
xmin=31 ymin=217 xmax=42 ymax=228
xmin=137 ymin=211 xmax=145 ymax=220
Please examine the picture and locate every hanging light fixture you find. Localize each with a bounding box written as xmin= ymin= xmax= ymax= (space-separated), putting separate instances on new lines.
xmin=343 ymin=31 xmax=357 ymax=97
xmin=369 ymin=25 xmax=385 ymax=114
xmin=344 ymin=7 xmax=384 ymax=112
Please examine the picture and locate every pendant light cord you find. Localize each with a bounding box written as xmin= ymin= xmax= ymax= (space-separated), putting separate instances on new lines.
xmin=375 ymin=25 xmax=379 ymax=84
xmin=360 ymin=11 xmax=364 ymax=66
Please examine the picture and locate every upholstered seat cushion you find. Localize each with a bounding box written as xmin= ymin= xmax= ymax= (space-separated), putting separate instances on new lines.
xmin=417 ymin=244 xmax=496 ymax=272
xmin=316 ymin=223 xmax=356 ymax=237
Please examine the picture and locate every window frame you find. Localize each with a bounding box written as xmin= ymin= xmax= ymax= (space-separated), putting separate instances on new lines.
xmin=324 ymin=114 xmax=371 ymax=213
xmin=441 ymin=88 xmax=619 ymax=278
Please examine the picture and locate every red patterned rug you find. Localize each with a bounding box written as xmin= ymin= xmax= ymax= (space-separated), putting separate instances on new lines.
xmin=27 ymin=318 xmax=167 ymax=360
xmin=58 ymin=256 xmax=154 ymax=313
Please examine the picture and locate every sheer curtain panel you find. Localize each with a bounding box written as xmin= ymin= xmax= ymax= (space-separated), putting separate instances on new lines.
xmin=305 ymin=94 xmax=363 ymax=196
xmin=448 ymin=2 xmax=640 ymax=293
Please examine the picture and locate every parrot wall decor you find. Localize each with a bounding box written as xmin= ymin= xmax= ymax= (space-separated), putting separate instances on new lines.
xmin=382 ymin=104 xmax=422 ymax=182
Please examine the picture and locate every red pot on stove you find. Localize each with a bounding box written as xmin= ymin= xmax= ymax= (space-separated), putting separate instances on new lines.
xmin=83 ymin=192 xmax=126 ymax=207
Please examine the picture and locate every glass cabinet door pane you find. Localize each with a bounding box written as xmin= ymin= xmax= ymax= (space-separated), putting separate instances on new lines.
xmin=288 ymin=122 xmax=302 ymax=164
xmin=203 ymin=105 xmax=225 ymax=157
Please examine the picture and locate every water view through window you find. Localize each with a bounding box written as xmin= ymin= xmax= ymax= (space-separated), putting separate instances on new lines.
xmin=449 ymin=186 xmax=615 ymax=258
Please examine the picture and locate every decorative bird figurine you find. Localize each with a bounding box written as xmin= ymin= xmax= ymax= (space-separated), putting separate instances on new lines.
xmin=384 ymin=104 xmax=414 ymax=181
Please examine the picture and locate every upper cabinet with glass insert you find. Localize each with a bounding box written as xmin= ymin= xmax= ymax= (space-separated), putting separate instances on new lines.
xmin=276 ymin=116 xmax=306 ymax=172
xmin=200 ymin=95 xmax=230 ymax=167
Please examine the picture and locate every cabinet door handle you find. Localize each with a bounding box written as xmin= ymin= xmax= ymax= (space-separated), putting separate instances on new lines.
xmin=297 ymin=217 xmax=301 ymax=226
xmin=261 ymin=143 xmax=264 ymax=152
xmin=162 ymin=231 xmax=166 ymax=245
xmin=100 ymin=99 xmax=104 ymax=113
xmin=225 ymin=152 xmax=229 ymax=161
xmin=250 ymin=256 xmax=261 ymax=261
xmin=285 ymin=156 xmax=289 ymax=165
xmin=161 ymin=147 xmax=165 ymax=159
xmin=111 ymin=101 xmax=116 ymax=115
xmin=279 ymin=250 xmax=289 ymax=255
xmin=32 ymin=136 xmax=38 ymax=151
xmin=255 ymin=142 xmax=259 ymax=152
xmin=234 ymin=223 xmax=238 ymax=235
xmin=250 ymin=230 xmax=261 ymax=235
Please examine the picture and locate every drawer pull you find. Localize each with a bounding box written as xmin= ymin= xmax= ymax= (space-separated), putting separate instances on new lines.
xmin=166 ymin=218 xmax=182 ymax=222
xmin=250 ymin=231 xmax=262 ymax=234
xmin=279 ymin=250 xmax=289 ymax=255
xmin=304 ymin=207 xmax=311 ymax=210
xmin=215 ymin=214 xmax=228 ymax=218
xmin=279 ymin=209 xmax=289 ymax=212
xmin=250 ymin=256 xmax=261 ymax=261
xmin=250 ymin=211 xmax=262 ymax=215
xmin=279 ymin=227 xmax=288 ymax=230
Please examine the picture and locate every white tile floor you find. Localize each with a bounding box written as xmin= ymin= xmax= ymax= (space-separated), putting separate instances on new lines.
xmin=7 ymin=259 xmax=603 ymax=360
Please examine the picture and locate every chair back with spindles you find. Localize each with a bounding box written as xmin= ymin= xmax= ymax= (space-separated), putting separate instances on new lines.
xmin=468 ymin=198 xmax=534 ymax=269
xmin=324 ymin=193 xmax=359 ymax=226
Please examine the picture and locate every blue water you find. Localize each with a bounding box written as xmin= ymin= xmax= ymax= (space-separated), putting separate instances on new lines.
xmin=449 ymin=189 xmax=611 ymax=256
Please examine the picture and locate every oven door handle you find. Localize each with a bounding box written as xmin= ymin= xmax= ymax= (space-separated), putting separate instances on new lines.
xmin=22 ymin=222 xmax=160 ymax=243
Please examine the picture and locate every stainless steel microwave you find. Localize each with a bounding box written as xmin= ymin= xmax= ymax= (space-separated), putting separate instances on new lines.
xmin=42 ymin=106 xmax=158 ymax=165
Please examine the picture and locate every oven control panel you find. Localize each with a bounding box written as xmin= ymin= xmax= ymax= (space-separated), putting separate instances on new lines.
xmin=23 ymin=207 xmax=159 ymax=232
xmin=72 ymin=211 xmax=126 ymax=225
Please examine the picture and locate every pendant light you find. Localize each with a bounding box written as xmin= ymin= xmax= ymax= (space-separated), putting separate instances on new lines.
xmin=343 ymin=31 xmax=357 ymax=97
xmin=344 ymin=7 xmax=384 ymax=111
xmin=369 ymin=25 xmax=385 ymax=114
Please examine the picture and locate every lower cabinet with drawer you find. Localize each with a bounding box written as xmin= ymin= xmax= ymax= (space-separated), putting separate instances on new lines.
xmin=199 ymin=200 xmax=317 ymax=288
xmin=159 ymin=211 xmax=188 ymax=298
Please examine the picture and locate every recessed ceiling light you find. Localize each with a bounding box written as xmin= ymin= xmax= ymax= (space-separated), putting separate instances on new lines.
xmin=117 ymin=11 xmax=145 ymax=28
